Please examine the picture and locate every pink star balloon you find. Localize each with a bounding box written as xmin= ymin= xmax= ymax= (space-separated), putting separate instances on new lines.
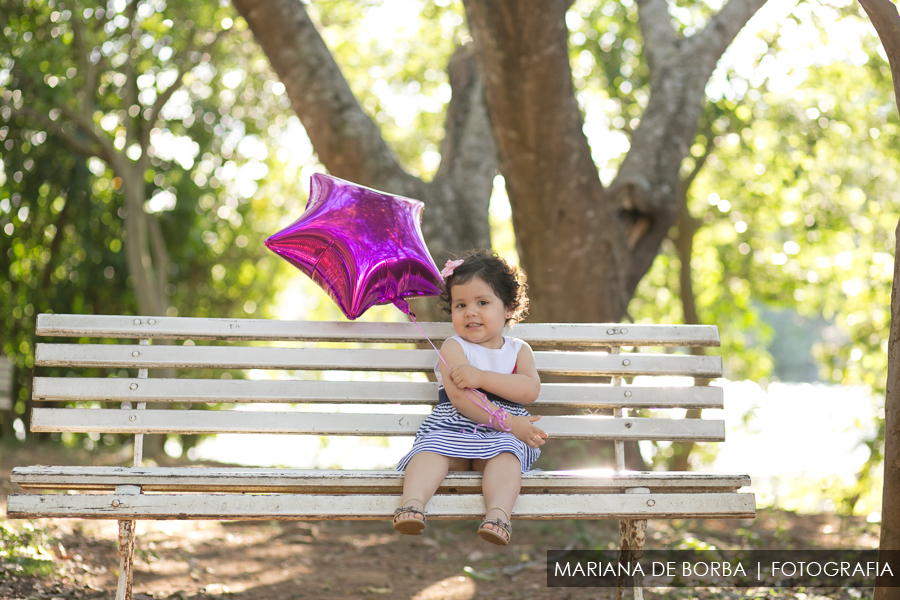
xmin=265 ymin=173 xmax=444 ymax=320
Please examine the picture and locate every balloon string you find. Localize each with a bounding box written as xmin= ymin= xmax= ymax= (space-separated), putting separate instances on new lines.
xmin=395 ymin=300 xmax=512 ymax=433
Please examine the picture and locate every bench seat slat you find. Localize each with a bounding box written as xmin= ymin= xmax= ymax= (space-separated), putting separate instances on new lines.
xmin=30 ymin=408 xmax=725 ymax=441
xmin=32 ymin=378 xmax=725 ymax=409
xmin=7 ymin=492 xmax=756 ymax=520
xmin=36 ymin=314 xmax=721 ymax=347
xmin=34 ymin=344 xmax=724 ymax=378
xmin=11 ymin=466 xmax=752 ymax=493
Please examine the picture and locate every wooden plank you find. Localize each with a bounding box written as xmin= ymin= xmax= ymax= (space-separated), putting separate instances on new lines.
xmin=11 ymin=466 xmax=753 ymax=494
xmin=34 ymin=344 xmax=723 ymax=378
xmin=36 ymin=314 xmax=721 ymax=347
xmin=6 ymin=492 xmax=756 ymax=520
xmin=32 ymin=377 xmax=725 ymax=409
xmin=30 ymin=408 xmax=725 ymax=441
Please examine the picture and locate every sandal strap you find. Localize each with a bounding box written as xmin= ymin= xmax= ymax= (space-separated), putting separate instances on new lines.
xmin=392 ymin=501 xmax=427 ymax=523
xmin=485 ymin=505 xmax=511 ymax=523
xmin=479 ymin=518 xmax=511 ymax=534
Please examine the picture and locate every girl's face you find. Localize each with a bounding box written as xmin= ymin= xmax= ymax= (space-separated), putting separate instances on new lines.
xmin=450 ymin=276 xmax=511 ymax=349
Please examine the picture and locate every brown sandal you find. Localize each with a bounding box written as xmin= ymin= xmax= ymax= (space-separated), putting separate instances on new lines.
xmin=392 ymin=498 xmax=427 ymax=535
xmin=477 ymin=506 xmax=511 ymax=546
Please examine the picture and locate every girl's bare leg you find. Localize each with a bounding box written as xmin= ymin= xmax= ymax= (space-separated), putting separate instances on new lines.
xmin=475 ymin=453 xmax=521 ymax=541
xmin=397 ymin=453 xmax=470 ymax=525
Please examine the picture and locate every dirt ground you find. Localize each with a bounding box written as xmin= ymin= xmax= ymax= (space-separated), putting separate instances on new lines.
xmin=0 ymin=441 xmax=882 ymax=600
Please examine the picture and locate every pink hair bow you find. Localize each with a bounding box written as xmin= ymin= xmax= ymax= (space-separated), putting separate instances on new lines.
xmin=440 ymin=259 xmax=465 ymax=278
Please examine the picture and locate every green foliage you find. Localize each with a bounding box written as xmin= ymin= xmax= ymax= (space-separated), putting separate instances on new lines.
xmin=688 ymin=13 xmax=897 ymax=393
xmin=0 ymin=521 xmax=58 ymax=578
xmin=0 ymin=0 xmax=298 ymax=451
xmin=629 ymin=3 xmax=897 ymax=390
xmin=626 ymin=4 xmax=895 ymax=494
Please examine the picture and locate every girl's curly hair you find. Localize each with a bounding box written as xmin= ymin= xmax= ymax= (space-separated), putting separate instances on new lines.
xmin=439 ymin=249 xmax=529 ymax=325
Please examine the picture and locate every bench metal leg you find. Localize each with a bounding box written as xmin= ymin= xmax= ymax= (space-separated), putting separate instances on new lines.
xmin=617 ymin=518 xmax=647 ymax=600
xmin=116 ymin=519 xmax=136 ymax=600
xmin=113 ymin=484 xmax=142 ymax=600
xmin=617 ymin=487 xmax=649 ymax=600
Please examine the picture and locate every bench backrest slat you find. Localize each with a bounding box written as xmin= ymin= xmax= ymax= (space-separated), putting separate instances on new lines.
xmin=36 ymin=314 xmax=721 ymax=347
xmin=32 ymin=377 xmax=724 ymax=409
xmin=35 ymin=344 xmax=723 ymax=378
xmin=30 ymin=408 xmax=726 ymax=441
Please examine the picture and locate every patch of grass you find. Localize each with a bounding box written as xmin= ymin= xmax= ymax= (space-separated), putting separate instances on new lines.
xmin=0 ymin=521 xmax=59 ymax=578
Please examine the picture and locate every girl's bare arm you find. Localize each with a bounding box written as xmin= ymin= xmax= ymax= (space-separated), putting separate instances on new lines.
xmin=445 ymin=343 xmax=541 ymax=404
xmin=440 ymin=339 xmax=546 ymax=446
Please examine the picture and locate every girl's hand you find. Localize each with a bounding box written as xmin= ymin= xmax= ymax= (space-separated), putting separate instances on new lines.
xmin=448 ymin=364 xmax=485 ymax=390
xmin=510 ymin=415 xmax=548 ymax=448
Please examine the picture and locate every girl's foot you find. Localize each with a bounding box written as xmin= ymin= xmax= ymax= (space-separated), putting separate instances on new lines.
xmin=478 ymin=506 xmax=511 ymax=546
xmin=392 ymin=498 xmax=427 ymax=535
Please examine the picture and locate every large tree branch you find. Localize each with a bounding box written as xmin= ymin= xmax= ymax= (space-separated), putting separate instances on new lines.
xmin=1 ymin=103 xmax=98 ymax=160
xmin=70 ymin=14 xmax=107 ymax=123
xmin=124 ymin=0 xmax=140 ymax=149
xmin=692 ymin=0 xmax=769 ymax=59
xmin=612 ymin=0 xmax=770 ymax=299
xmin=57 ymin=102 xmax=121 ymax=168
xmin=858 ymin=0 xmax=900 ymax=107
xmin=4 ymin=61 xmax=121 ymax=167
xmin=461 ymin=0 xmax=600 ymax=201
xmin=636 ymin=0 xmax=679 ymax=72
xmin=232 ymin=0 xmax=409 ymax=188
xmin=147 ymin=212 xmax=171 ymax=311
xmin=681 ymin=129 xmax=716 ymax=194
xmin=430 ymin=44 xmax=496 ymax=256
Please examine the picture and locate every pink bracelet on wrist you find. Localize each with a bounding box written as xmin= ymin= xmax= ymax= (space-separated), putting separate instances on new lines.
xmin=466 ymin=388 xmax=512 ymax=432
xmin=486 ymin=406 xmax=511 ymax=432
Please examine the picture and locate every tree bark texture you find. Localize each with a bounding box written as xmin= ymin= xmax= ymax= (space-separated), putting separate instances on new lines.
xmin=667 ymin=201 xmax=705 ymax=471
xmin=859 ymin=0 xmax=900 ymax=110
xmin=231 ymin=0 xmax=496 ymax=274
xmin=881 ymin=217 xmax=900 ymax=554
xmin=461 ymin=0 xmax=768 ymax=322
xmin=874 ymin=217 xmax=900 ymax=599
xmin=856 ymin=2 xmax=900 ymax=592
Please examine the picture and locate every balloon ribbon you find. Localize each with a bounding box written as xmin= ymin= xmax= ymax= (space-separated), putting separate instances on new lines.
xmin=394 ymin=299 xmax=512 ymax=433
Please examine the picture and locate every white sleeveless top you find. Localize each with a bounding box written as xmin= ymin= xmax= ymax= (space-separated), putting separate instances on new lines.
xmin=435 ymin=335 xmax=523 ymax=388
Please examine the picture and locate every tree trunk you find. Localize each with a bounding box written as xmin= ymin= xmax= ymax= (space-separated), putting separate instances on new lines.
xmin=855 ymin=2 xmax=900 ymax=593
xmin=876 ymin=217 xmax=900 ymax=575
xmin=858 ymin=0 xmax=900 ymax=109
xmin=461 ymin=0 xmax=620 ymax=322
xmin=668 ymin=201 xmax=706 ymax=471
xmin=122 ymin=167 xmax=167 ymax=317
xmin=461 ymin=0 xmax=768 ymax=322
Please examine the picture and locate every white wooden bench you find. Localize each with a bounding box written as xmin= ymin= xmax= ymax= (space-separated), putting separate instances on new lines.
xmin=8 ymin=314 xmax=755 ymax=599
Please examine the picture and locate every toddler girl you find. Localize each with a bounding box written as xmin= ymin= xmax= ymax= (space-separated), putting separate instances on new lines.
xmin=393 ymin=250 xmax=548 ymax=546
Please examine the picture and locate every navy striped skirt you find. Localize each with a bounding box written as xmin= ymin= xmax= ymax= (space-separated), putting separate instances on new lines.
xmin=396 ymin=388 xmax=540 ymax=473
